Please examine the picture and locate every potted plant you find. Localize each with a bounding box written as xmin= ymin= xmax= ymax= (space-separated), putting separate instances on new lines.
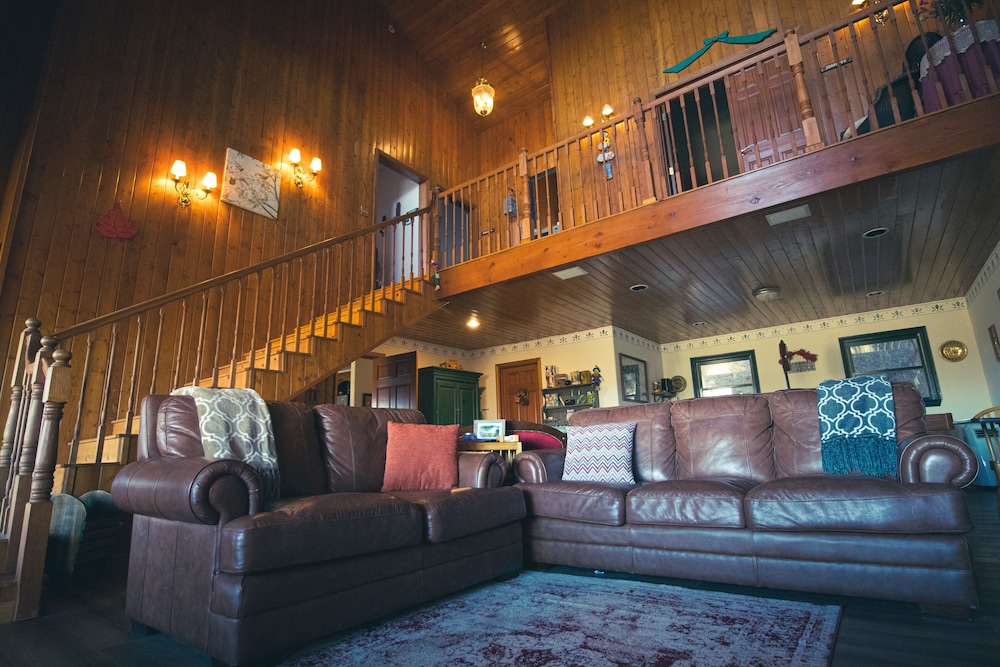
xmin=918 ymin=0 xmax=983 ymax=30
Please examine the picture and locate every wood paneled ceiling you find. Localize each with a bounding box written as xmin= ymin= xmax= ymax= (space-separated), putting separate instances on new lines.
xmin=381 ymin=0 xmax=569 ymax=128
xmin=399 ymin=148 xmax=1000 ymax=350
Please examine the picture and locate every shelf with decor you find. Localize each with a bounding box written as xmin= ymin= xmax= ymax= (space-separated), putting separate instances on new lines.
xmin=541 ymin=383 xmax=599 ymax=427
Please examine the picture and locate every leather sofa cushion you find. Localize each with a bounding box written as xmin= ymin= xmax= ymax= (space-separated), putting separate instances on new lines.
xmin=671 ymin=395 xmax=775 ymax=482
xmin=746 ymin=476 xmax=973 ymax=533
xmin=219 ymin=492 xmax=423 ymax=573
xmin=769 ymin=383 xmax=928 ymax=478
xmin=517 ymin=481 xmax=629 ymax=526
xmin=627 ymin=478 xmax=758 ymax=528
xmin=314 ymin=405 xmax=425 ymax=492
xmin=389 ymin=487 xmax=526 ymax=543
xmin=570 ymin=402 xmax=674 ymax=483
xmin=267 ymin=401 xmax=327 ymax=497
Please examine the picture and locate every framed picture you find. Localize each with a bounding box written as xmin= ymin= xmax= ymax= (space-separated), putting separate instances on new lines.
xmin=473 ymin=419 xmax=506 ymax=442
xmin=990 ymin=324 xmax=1000 ymax=362
xmin=619 ymin=354 xmax=649 ymax=403
xmin=362 ymin=393 xmax=372 ymax=408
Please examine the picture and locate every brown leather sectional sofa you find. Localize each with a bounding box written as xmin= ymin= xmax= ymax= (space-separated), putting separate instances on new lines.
xmin=513 ymin=383 xmax=981 ymax=613
xmin=110 ymin=395 xmax=526 ymax=666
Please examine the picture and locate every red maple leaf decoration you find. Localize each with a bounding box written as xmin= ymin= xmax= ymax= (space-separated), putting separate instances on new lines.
xmin=96 ymin=204 xmax=138 ymax=240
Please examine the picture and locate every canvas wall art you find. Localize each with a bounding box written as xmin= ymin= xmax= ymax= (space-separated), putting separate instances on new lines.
xmin=220 ymin=147 xmax=280 ymax=219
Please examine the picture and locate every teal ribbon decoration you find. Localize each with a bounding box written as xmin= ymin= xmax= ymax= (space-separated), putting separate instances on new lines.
xmin=663 ymin=28 xmax=778 ymax=74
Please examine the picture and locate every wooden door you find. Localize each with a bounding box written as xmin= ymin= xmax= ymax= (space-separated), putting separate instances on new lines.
xmin=496 ymin=359 xmax=542 ymax=423
xmin=374 ymin=351 xmax=416 ymax=409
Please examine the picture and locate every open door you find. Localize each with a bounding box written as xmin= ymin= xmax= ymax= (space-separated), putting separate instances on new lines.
xmin=374 ymin=351 xmax=416 ymax=409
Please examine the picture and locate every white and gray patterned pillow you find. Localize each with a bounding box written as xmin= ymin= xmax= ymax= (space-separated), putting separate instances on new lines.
xmin=562 ymin=422 xmax=636 ymax=485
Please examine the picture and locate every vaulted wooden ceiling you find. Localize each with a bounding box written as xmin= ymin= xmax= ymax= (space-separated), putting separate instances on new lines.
xmin=380 ymin=2 xmax=1000 ymax=352
xmin=381 ymin=0 xmax=569 ymax=128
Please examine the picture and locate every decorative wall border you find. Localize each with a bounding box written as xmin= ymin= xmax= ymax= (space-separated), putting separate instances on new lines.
xmin=966 ymin=239 xmax=1000 ymax=304
xmin=385 ymin=325 xmax=653 ymax=360
xmin=385 ymin=298 xmax=968 ymax=361
xmin=660 ymin=298 xmax=967 ymax=354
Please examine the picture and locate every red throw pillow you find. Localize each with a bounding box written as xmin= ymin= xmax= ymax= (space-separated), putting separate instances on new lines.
xmin=382 ymin=422 xmax=460 ymax=491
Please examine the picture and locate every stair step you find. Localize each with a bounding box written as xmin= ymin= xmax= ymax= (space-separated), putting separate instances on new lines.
xmin=73 ymin=434 xmax=137 ymax=465
xmin=55 ymin=463 xmax=126 ymax=496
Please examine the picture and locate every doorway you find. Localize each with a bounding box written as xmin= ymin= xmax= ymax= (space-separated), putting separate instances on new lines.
xmin=375 ymin=153 xmax=426 ymax=288
xmin=374 ymin=351 xmax=417 ymax=409
xmin=496 ymin=359 xmax=543 ymax=423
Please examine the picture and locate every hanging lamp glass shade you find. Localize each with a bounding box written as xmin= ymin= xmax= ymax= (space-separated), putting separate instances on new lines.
xmin=472 ymin=77 xmax=495 ymax=116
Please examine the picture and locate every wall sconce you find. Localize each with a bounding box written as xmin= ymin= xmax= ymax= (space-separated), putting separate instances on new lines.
xmin=852 ymin=0 xmax=889 ymax=24
xmin=169 ymin=160 xmax=216 ymax=208
xmin=288 ymin=148 xmax=322 ymax=188
xmin=582 ymin=104 xmax=615 ymax=128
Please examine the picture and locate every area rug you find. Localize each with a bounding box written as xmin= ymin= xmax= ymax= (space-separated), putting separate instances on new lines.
xmin=280 ymin=571 xmax=841 ymax=666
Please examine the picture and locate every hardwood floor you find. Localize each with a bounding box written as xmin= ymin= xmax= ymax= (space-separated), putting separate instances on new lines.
xmin=0 ymin=488 xmax=998 ymax=666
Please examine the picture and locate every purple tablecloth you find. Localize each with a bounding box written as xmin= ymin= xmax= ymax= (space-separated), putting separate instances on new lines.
xmin=920 ymin=20 xmax=1000 ymax=112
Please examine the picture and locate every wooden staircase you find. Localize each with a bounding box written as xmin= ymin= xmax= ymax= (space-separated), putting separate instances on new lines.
xmin=53 ymin=275 xmax=445 ymax=497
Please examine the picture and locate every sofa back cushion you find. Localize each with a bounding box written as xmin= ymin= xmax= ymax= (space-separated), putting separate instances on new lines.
xmin=770 ymin=381 xmax=927 ymax=477
xmin=570 ymin=402 xmax=674 ymax=482
xmin=267 ymin=401 xmax=327 ymax=497
xmin=671 ymin=394 xmax=775 ymax=482
xmin=314 ymin=405 xmax=425 ymax=492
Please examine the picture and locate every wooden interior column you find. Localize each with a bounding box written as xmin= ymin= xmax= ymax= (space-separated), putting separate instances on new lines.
xmin=784 ymin=29 xmax=825 ymax=152
xmin=632 ymin=97 xmax=658 ymax=205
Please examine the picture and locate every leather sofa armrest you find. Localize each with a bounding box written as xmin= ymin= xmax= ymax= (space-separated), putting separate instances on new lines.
xmin=898 ymin=433 xmax=979 ymax=487
xmin=110 ymin=456 xmax=262 ymax=524
xmin=512 ymin=449 xmax=566 ymax=484
xmin=458 ymin=451 xmax=507 ymax=488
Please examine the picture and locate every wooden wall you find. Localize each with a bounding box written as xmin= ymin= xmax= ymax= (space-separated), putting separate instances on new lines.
xmin=0 ymin=0 xmax=479 ymax=385
xmin=546 ymin=0 xmax=852 ymax=139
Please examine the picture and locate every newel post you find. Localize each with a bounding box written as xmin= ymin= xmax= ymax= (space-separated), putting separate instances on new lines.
xmin=517 ymin=147 xmax=532 ymax=243
xmin=784 ymin=29 xmax=825 ymax=152
xmin=14 ymin=339 xmax=71 ymax=621
xmin=632 ymin=97 xmax=658 ymax=205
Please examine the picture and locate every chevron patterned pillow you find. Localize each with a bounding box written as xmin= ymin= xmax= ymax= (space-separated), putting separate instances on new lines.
xmin=562 ymin=422 xmax=637 ymax=485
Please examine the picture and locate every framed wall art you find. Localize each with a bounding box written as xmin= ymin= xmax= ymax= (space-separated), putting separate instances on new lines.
xmin=220 ymin=147 xmax=281 ymax=219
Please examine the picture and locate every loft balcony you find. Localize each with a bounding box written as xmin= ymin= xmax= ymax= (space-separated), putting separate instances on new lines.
xmin=412 ymin=0 xmax=1000 ymax=350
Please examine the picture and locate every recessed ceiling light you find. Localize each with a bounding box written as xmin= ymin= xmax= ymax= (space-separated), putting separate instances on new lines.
xmin=866 ymin=290 xmax=884 ymax=297
xmin=765 ymin=204 xmax=811 ymax=226
xmin=630 ymin=284 xmax=648 ymax=292
xmin=752 ymin=286 xmax=781 ymax=301
xmin=466 ymin=310 xmax=480 ymax=328
xmin=862 ymin=227 xmax=888 ymax=238
xmin=552 ymin=266 xmax=589 ymax=280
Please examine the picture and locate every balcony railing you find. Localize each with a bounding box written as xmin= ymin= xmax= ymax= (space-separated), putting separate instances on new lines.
xmin=436 ymin=0 xmax=999 ymax=267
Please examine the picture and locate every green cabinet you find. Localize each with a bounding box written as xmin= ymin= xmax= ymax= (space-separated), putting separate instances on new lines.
xmin=418 ymin=367 xmax=482 ymax=426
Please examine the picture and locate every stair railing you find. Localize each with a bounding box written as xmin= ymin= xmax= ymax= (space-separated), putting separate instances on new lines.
xmin=1 ymin=203 xmax=435 ymax=498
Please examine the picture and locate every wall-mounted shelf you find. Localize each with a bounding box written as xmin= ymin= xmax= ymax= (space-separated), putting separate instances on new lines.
xmin=541 ymin=383 xmax=599 ymax=427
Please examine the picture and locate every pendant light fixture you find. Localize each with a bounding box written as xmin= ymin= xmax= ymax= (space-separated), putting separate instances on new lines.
xmin=471 ymin=42 xmax=495 ymax=116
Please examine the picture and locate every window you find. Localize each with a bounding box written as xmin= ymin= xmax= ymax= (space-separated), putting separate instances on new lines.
xmin=838 ymin=327 xmax=941 ymax=406
xmin=691 ymin=351 xmax=760 ymax=397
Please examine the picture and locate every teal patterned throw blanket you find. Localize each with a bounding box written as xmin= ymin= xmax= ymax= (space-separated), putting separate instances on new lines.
xmin=817 ymin=376 xmax=897 ymax=476
xmin=171 ymin=386 xmax=280 ymax=501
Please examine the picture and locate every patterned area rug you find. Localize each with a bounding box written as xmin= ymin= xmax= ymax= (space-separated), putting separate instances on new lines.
xmin=280 ymin=571 xmax=840 ymax=666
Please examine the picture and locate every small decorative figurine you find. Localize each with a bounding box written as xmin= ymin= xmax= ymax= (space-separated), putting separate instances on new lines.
xmin=429 ymin=260 xmax=440 ymax=290
xmin=591 ymin=366 xmax=602 ymax=390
